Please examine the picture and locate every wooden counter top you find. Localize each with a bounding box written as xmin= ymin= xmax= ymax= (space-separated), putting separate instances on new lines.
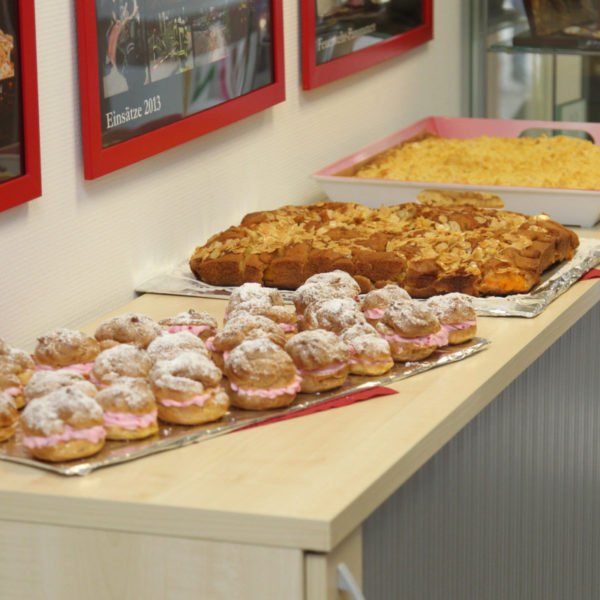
xmin=2 ymin=237 xmax=600 ymax=553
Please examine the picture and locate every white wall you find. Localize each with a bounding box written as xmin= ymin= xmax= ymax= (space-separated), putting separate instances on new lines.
xmin=0 ymin=0 xmax=467 ymax=350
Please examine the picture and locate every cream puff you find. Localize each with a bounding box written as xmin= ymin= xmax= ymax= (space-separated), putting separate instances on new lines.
xmin=426 ymin=293 xmax=477 ymax=345
xmin=224 ymin=338 xmax=301 ymax=410
xmin=0 ymin=391 xmax=18 ymax=442
xmin=225 ymin=282 xmax=286 ymax=318
xmin=0 ymin=338 xmax=35 ymax=408
xmin=340 ymin=328 xmax=394 ymax=376
xmin=33 ymin=328 xmax=101 ymax=378
xmin=150 ymin=352 xmax=229 ymax=425
xmin=158 ymin=309 xmax=218 ymax=341
xmin=91 ymin=344 xmax=152 ymax=388
xmin=23 ymin=370 xmax=98 ymax=405
xmin=20 ymin=387 xmax=106 ymax=462
xmin=95 ymin=377 xmax=158 ymax=440
xmin=292 ymin=270 xmax=361 ymax=323
xmin=301 ymin=297 xmax=368 ymax=335
xmin=375 ymin=300 xmax=447 ymax=362
xmin=94 ymin=312 xmax=163 ymax=350
xmin=284 ymin=330 xmax=350 ymax=393
xmin=207 ymin=312 xmax=287 ymax=370
xmin=361 ymin=284 xmax=411 ymax=326
xmin=146 ymin=330 xmax=210 ymax=363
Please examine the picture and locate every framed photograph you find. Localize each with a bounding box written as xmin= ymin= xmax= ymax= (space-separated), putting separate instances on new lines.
xmin=0 ymin=0 xmax=41 ymax=212
xmin=76 ymin=0 xmax=285 ymax=179
xmin=301 ymin=0 xmax=433 ymax=90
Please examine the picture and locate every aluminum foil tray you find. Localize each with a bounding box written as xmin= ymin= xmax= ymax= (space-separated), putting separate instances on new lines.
xmin=136 ymin=238 xmax=600 ymax=318
xmin=0 ymin=338 xmax=489 ymax=476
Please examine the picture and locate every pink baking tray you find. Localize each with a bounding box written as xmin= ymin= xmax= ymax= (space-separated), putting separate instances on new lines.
xmin=312 ymin=116 xmax=600 ymax=227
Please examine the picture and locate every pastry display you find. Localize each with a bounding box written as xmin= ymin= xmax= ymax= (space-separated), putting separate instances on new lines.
xmin=189 ymin=201 xmax=579 ymax=297
xmin=0 ymin=338 xmax=35 ymax=408
xmin=146 ymin=330 xmax=210 ymax=362
xmin=0 ymin=392 xmax=18 ymax=442
xmin=150 ymin=352 xmax=229 ymax=425
xmin=20 ymin=387 xmax=106 ymax=462
xmin=94 ymin=313 xmax=163 ymax=349
xmin=33 ymin=328 xmax=101 ymax=377
xmin=224 ymin=339 xmax=301 ymax=410
xmin=284 ymin=329 xmax=350 ymax=393
xmin=361 ymin=284 xmax=411 ymax=326
xmin=426 ymin=293 xmax=478 ymax=345
xmin=158 ymin=309 xmax=218 ymax=341
xmin=23 ymin=371 xmax=98 ymax=405
xmin=375 ymin=300 xmax=448 ymax=362
xmin=352 ymin=132 xmax=600 ymax=191
xmin=91 ymin=344 xmax=153 ymax=388
xmin=95 ymin=377 xmax=158 ymax=440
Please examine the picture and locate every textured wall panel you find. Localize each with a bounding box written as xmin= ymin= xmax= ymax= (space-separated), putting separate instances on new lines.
xmin=364 ymin=304 xmax=600 ymax=600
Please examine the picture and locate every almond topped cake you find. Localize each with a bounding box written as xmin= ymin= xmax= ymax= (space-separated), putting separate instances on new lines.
xmin=189 ymin=200 xmax=579 ymax=298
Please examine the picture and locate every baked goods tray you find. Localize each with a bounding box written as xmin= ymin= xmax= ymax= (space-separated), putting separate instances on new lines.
xmin=136 ymin=237 xmax=600 ymax=318
xmin=0 ymin=338 xmax=489 ymax=476
xmin=312 ymin=116 xmax=600 ymax=227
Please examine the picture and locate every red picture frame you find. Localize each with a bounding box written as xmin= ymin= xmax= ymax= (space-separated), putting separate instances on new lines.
xmin=76 ymin=0 xmax=285 ymax=179
xmin=301 ymin=0 xmax=433 ymax=90
xmin=0 ymin=0 xmax=41 ymax=212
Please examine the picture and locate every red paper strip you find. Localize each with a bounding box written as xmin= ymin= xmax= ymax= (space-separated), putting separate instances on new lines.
xmin=581 ymin=268 xmax=600 ymax=280
xmin=238 ymin=386 xmax=397 ymax=431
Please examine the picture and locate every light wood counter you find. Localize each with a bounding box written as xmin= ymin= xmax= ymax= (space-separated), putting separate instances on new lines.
xmin=1 ymin=232 xmax=599 ymax=598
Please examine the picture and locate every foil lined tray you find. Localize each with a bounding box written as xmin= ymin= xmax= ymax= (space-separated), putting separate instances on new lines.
xmin=0 ymin=338 xmax=489 ymax=476
xmin=136 ymin=238 xmax=600 ymax=318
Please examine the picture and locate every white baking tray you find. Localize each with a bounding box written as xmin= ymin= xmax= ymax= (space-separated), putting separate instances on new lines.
xmin=312 ymin=116 xmax=600 ymax=227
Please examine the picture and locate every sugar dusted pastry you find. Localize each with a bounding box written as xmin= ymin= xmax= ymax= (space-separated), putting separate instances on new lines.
xmin=427 ymin=293 xmax=477 ymax=345
xmin=375 ymin=300 xmax=447 ymax=362
xmin=33 ymin=328 xmax=100 ymax=377
xmin=23 ymin=371 xmax=97 ymax=405
xmin=94 ymin=312 xmax=163 ymax=349
xmin=150 ymin=352 xmax=229 ymax=425
xmin=301 ymin=297 xmax=367 ymax=335
xmin=340 ymin=327 xmax=394 ymax=376
xmin=95 ymin=377 xmax=158 ymax=440
xmin=0 ymin=391 xmax=18 ymax=442
xmin=293 ymin=270 xmax=361 ymax=318
xmin=0 ymin=338 xmax=35 ymax=408
xmin=207 ymin=312 xmax=287 ymax=370
xmin=158 ymin=309 xmax=218 ymax=341
xmin=91 ymin=344 xmax=152 ymax=388
xmin=146 ymin=330 xmax=210 ymax=363
xmin=20 ymin=387 xmax=106 ymax=462
xmin=284 ymin=329 xmax=350 ymax=393
xmin=225 ymin=282 xmax=286 ymax=317
xmin=361 ymin=284 xmax=411 ymax=326
xmin=224 ymin=338 xmax=301 ymax=410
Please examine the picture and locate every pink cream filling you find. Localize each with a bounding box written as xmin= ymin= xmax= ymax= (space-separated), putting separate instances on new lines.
xmin=363 ymin=307 xmax=386 ymax=320
xmin=3 ymin=386 xmax=21 ymax=397
xmin=167 ymin=325 xmax=212 ymax=335
xmin=230 ymin=374 xmax=302 ymax=398
xmin=160 ymin=392 xmax=212 ymax=408
xmin=381 ymin=329 xmax=449 ymax=348
xmin=279 ymin=323 xmax=297 ymax=333
xmin=443 ymin=319 xmax=476 ymax=332
xmin=349 ymin=357 xmax=393 ymax=366
xmin=103 ymin=410 xmax=157 ymax=430
xmin=35 ymin=362 xmax=95 ymax=376
xmin=205 ymin=337 xmax=217 ymax=352
xmin=22 ymin=424 xmax=106 ymax=449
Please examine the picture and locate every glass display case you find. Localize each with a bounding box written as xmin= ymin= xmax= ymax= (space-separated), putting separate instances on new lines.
xmin=470 ymin=0 xmax=600 ymax=124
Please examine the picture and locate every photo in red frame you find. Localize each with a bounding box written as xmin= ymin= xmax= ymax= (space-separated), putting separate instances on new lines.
xmin=0 ymin=0 xmax=41 ymax=212
xmin=76 ymin=0 xmax=285 ymax=179
xmin=301 ymin=0 xmax=433 ymax=90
